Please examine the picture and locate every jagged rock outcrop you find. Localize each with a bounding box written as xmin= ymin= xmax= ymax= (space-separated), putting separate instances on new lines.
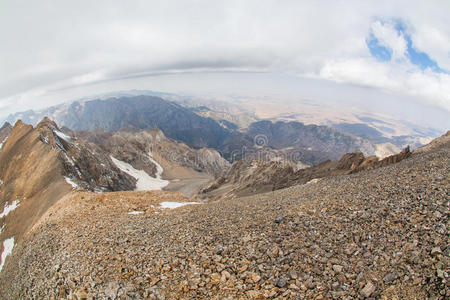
xmin=37 ymin=118 xmax=136 ymax=192
xmin=350 ymin=146 xmax=411 ymax=173
xmin=0 ymin=118 xmax=138 ymax=283
xmin=75 ymin=127 xmax=230 ymax=177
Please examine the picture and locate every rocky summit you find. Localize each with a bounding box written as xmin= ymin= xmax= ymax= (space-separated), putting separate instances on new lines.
xmin=0 ymin=126 xmax=448 ymax=298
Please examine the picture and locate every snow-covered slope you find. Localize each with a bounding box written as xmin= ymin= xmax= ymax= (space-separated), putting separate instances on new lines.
xmin=111 ymin=156 xmax=169 ymax=191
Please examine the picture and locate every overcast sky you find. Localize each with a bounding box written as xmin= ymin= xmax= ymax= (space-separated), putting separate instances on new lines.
xmin=1 ymin=0 xmax=449 ymax=128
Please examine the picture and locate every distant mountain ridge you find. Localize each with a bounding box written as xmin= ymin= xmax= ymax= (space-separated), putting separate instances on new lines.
xmin=6 ymin=95 xmax=392 ymax=165
xmin=7 ymin=96 xmax=232 ymax=149
xmin=247 ymin=120 xmax=375 ymax=161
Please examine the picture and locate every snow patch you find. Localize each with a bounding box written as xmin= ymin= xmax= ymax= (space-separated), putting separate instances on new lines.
xmin=128 ymin=211 xmax=144 ymax=215
xmin=148 ymin=152 xmax=165 ymax=181
xmin=0 ymin=136 xmax=7 ymax=150
xmin=64 ymin=177 xmax=79 ymax=189
xmin=111 ymin=156 xmax=169 ymax=191
xmin=54 ymin=130 xmax=72 ymax=142
xmin=0 ymin=200 xmax=19 ymax=218
xmin=0 ymin=237 xmax=14 ymax=272
xmin=159 ymin=202 xmax=200 ymax=209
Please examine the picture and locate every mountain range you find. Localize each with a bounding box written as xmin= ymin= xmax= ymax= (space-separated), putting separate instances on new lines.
xmin=5 ymin=94 xmax=402 ymax=165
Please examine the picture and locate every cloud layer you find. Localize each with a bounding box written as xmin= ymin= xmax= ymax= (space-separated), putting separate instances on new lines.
xmin=0 ymin=0 xmax=449 ymax=116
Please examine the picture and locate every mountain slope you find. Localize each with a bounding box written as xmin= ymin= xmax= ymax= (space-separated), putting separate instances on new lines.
xmin=76 ymin=127 xmax=230 ymax=177
xmin=0 ymin=120 xmax=72 ymax=271
xmin=0 ymin=131 xmax=448 ymax=299
xmin=75 ymin=127 xmax=230 ymax=196
xmin=0 ymin=117 xmax=143 ymax=275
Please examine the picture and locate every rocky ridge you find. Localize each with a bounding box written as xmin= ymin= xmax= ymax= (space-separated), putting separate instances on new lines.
xmin=200 ymin=146 xmax=412 ymax=201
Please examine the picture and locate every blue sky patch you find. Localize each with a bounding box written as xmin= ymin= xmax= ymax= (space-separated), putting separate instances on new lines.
xmin=366 ymin=19 xmax=447 ymax=73
xmin=366 ymin=32 xmax=392 ymax=61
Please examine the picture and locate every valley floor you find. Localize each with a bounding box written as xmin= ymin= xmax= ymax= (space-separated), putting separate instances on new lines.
xmin=0 ymin=140 xmax=448 ymax=299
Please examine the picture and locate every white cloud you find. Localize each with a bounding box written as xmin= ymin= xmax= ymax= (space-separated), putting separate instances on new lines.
xmin=412 ymin=25 xmax=450 ymax=70
xmin=370 ymin=20 xmax=408 ymax=60
xmin=318 ymin=58 xmax=450 ymax=111
xmin=0 ymin=0 xmax=449 ymax=118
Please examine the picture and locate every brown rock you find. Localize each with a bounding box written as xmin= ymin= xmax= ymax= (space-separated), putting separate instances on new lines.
xmin=360 ymin=281 xmax=376 ymax=298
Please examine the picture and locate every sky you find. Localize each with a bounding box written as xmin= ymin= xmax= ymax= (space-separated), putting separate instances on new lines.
xmin=0 ymin=0 xmax=449 ymax=129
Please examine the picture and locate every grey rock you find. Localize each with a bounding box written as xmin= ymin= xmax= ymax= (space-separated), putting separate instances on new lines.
xmin=275 ymin=278 xmax=287 ymax=288
xmin=274 ymin=216 xmax=285 ymax=224
xmin=383 ymin=272 xmax=399 ymax=284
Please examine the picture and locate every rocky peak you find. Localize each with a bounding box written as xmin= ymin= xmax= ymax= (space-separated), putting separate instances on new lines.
xmin=0 ymin=122 xmax=12 ymax=132
xmin=36 ymin=118 xmax=136 ymax=192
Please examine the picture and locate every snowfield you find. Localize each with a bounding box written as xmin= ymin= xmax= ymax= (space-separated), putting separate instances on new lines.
xmin=0 ymin=137 xmax=7 ymax=150
xmin=0 ymin=200 xmax=20 ymax=218
xmin=159 ymin=202 xmax=200 ymax=209
xmin=111 ymin=156 xmax=169 ymax=191
xmin=0 ymin=237 xmax=14 ymax=272
xmin=53 ymin=130 xmax=72 ymax=142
